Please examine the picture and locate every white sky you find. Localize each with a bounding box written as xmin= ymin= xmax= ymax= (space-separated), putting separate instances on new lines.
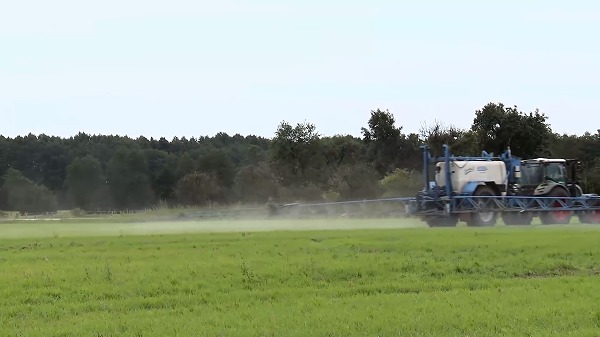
xmin=1 ymin=0 xmax=599 ymax=139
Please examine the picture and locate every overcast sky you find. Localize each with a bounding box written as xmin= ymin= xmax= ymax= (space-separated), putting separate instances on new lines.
xmin=1 ymin=0 xmax=599 ymax=139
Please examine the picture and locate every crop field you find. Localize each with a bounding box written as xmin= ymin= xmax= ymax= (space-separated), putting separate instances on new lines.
xmin=1 ymin=218 xmax=600 ymax=336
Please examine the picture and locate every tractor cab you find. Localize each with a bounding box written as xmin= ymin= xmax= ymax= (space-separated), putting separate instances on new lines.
xmin=520 ymin=159 xmax=567 ymax=185
xmin=515 ymin=158 xmax=581 ymax=197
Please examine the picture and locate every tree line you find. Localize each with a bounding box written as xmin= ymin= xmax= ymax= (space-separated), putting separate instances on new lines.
xmin=1 ymin=102 xmax=599 ymax=214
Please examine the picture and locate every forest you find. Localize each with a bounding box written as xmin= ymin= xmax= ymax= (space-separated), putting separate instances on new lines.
xmin=1 ymin=102 xmax=599 ymax=214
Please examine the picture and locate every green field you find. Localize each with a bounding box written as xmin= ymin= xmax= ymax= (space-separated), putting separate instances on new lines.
xmin=2 ymin=218 xmax=600 ymax=336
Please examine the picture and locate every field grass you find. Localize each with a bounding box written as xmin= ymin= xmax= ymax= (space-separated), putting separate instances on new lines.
xmin=1 ymin=219 xmax=600 ymax=336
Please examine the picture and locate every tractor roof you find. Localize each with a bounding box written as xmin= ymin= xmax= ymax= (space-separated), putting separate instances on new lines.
xmin=524 ymin=158 xmax=567 ymax=163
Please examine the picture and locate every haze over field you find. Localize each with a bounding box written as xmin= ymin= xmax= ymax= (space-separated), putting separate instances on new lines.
xmin=0 ymin=218 xmax=425 ymax=239
xmin=1 ymin=0 xmax=599 ymax=139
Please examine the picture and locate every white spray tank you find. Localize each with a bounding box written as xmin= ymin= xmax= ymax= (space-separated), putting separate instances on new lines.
xmin=435 ymin=149 xmax=509 ymax=195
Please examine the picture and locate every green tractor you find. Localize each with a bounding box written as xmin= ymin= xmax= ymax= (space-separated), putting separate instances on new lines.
xmin=505 ymin=157 xmax=592 ymax=225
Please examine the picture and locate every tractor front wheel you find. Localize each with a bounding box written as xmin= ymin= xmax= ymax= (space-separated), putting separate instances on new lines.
xmin=540 ymin=188 xmax=572 ymax=225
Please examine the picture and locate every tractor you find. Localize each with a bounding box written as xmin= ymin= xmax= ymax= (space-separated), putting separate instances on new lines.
xmin=502 ymin=157 xmax=600 ymax=225
xmin=413 ymin=144 xmax=600 ymax=227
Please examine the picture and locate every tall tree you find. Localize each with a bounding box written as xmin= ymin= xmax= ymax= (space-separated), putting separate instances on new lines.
xmin=1 ymin=168 xmax=57 ymax=213
xmin=379 ymin=168 xmax=423 ymax=198
xmin=107 ymin=147 xmax=155 ymax=209
xmin=175 ymin=171 xmax=222 ymax=206
xmin=233 ymin=163 xmax=280 ymax=203
xmin=582 ymin=157 xmax=600 ymax=194
xmin=65 ymin=155 xmax=107 ymax=210
xmin=176 ymin=153 xmax=196 ymax=179
xmin=270 ymin=121 xmax=325 ymax=187
xmin=197 ymin=149 xmax=236 ymax=190
xmin=471 ymin=102 xmax=552 ymax=158
xmin=327 ymin=163 xmax=382 ymax=200
xmin=361 ymin=109 xmax=404 ymax=175
xmin=321 ymin=135 xmax=367 ymax=168
xmin=420 ymin=120 xmax=478 ymax=156
xmin=144 ymin=149 xmax=177 ymax=202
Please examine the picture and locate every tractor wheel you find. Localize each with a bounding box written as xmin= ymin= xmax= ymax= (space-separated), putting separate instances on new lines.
xmin=579 ymin=210 xmax=600 ymax=224
xmin=502 ymin=211 xmax=534 ymax=225
xmin=425 ymin=215 xmax=458 ymax=227
xmin=540 ymin=188 xmax=572 ymax=225
xmin=467 ymin=185 xmax=498 ymax=227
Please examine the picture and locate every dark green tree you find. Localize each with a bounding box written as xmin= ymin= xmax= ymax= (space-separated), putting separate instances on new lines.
xmin=321 ymin=135 xmax=367 ymax=168
xmin=176 ymin=154 xmax=196 ymax=179
xmin=144 ymin=149 xmax=177 ymax=202
xmin=233 ymin=163 xmax=280 ymax=203
xmin=1 ymin=168 xmax=57 ymax=213
xmin=575 ymin=131 xmax=600 ymax=166
xmin=175 ymin=171 xmax=222 ymax=206
xmin=582 ymin=157 xmax=600 ymax=194
xmin=107 ymin=147 xmax=155 ymax=209
xmin=361 ymin=109 xmax=404 ymax=175
xmin=471 ymin=102 xmax=552 ymax=158
xmin=270 ymin=121 xmax=325 ymax=187
xmin=327 ymin=163 xmax=382 ymax=200
xmin=397 ymin=132 xmax=423 ymax=171
xmin=379 ymin=168 xmax=423 ymax=198
xmin=65 ymin=155 xmax=107 ymax=210
xmin=197 ymin=149 xmax=236 ymax=190
xmin=420 ymin=121 xmax=478 ymax=156
xmin=550 ymin=133 xmax=585 ymax=160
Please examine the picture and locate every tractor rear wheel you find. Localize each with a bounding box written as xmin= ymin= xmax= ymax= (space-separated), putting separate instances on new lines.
xmin=502 ymin=211 xmax=533 ymax=225
xmin=579 ymin=200 xmax=600 ymax=224
xmin=579 ymin=210 xmax=600 ymax=224
xmin=540 ymin=188 xmax=572 ymax=225
xmin=467 ymin=185 xmax=499 ymax=227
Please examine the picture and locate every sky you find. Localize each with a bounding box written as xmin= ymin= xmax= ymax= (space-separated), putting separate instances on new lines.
xmin=1 ymin=0 xmax=599 ymax=140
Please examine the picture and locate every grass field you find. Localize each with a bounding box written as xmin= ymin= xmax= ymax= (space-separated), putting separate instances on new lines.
xmin=1 ymin=218 xmax=600 ymax=336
